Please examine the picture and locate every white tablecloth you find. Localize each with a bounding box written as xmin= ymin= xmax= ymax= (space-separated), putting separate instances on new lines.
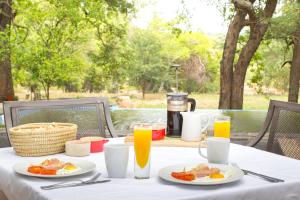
xmin=0 ymin=138 xmax=300 ymax=200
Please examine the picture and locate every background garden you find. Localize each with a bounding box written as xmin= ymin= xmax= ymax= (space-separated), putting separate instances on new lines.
xmin=0 ymin=0 xmax=299 ymax=109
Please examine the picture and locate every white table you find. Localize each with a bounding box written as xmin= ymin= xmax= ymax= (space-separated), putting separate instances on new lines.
xmin=0 ymin=137 xmax=300 ymax=200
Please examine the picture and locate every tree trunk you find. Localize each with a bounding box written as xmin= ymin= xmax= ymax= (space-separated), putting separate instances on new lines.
xmin=231 ymin=0 xmax=277 ymax=109
xmin=231 ymin=26 xmax=266 ymax=108
xmin=0 ymin=0 xmax=14 ymax=102
xmin=142 ymin=82 xmax=146 ymax=100
xmin=46 ymin=83 xmax=50 ymax=100
xmin=288 ymin=30 xmax=300 ymax=102
xmin=0 ymin=59 xmax=14 ymax=101
xmin=219 ymin=11 xmax=246 ymax=109
xmin=219 ymin=0 xmax=277 ymax=109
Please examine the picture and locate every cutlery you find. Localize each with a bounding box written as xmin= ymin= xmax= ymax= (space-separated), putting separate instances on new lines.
xmin=41 ymin=179 xmax=111 ymax=190
xmin=242 ymin=169 xmax=284 ymax=183
xmin=41 ymin=173 xmax=101 ymax=189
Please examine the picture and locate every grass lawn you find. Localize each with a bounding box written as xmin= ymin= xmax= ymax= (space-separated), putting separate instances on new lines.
xmin=14 ymin=88 xmax=288 ymax=110
xmin=127 ymin=93 xmax=287 ymax=109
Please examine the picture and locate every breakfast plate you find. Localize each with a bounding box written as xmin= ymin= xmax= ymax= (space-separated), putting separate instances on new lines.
xmin=159 ymin=163 xmax=244 ymax=185
xmin=13 ymin=159 xmax=96 ymax=178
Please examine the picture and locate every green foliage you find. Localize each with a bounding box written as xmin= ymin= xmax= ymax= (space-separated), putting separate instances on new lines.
xmin=176 ymin=32 xmax=221 ymax=93
xmin=9 ymin=0 xmax=221 ymax=98
xmin=11 ymin=0 xmax=134 ymax=98
xmin=11 ymin=0 xmax=86 ymax=98
xmin=126 ymin=19 xmax=221 ymax=95
xmin=247 ymin=40 xmax=291 ymax=94
xmin=127 ymin=27 xmax=169 ymax=95
xmin=247 ymin=50 xmax=265 ymax=94
xmin=267 ymin=2 xmax=300 ymax=40
xmin=80 ymin=0 xmax=134 ymax=93
xmin=247 ymin=1 xmax=300 ymax=95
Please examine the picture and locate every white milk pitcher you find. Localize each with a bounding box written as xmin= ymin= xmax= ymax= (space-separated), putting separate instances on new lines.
xmin=181 ymin=112 xmax=209 ymax=141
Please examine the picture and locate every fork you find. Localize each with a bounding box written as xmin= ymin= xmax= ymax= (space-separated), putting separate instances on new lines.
xmin=40 ymin=173 xmax=101 ymax=189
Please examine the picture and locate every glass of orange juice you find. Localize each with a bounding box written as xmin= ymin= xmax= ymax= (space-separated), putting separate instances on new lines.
xmin=214 ymin=115 xmax=231 ymax=138
xmin=134 ymin=124 xmax=152 ymax=179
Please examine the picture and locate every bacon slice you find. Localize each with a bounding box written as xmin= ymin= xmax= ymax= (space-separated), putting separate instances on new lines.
xmin=171 ymin=164 xmax=224 ymax=180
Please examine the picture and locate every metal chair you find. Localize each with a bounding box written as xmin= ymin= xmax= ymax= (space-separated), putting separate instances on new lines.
xmin=248 ymin=100 xmax=300 ymax=160
xmin=3 ymin=97 xmax=117 ymax=146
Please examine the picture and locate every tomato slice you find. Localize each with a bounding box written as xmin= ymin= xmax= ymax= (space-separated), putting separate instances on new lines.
xmin=171 ymin=172 xmax=195 ymax=181
xmin=27 ymin=166 xmax=42 ymax=174
xmin=40 ymin=168 xmax=57 ymax=175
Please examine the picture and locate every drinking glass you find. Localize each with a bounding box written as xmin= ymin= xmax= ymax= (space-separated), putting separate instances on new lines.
xmin=104 ymin=144 xmax=129 ymax=178
xmin=214 ymin=115 xmax=230 ymax=138
xmin=134 ymin=124 xmax=152 ymax=179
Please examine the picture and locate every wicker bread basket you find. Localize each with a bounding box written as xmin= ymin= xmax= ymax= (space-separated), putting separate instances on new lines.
xmin=9 ymin=123 xmax=77 ymax=157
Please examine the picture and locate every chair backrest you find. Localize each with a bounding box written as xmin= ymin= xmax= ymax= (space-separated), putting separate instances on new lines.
xmin=3 ymin=97 xmax=117 ymax=146
xmin=248 ymin=100 xmax=300 ymax=160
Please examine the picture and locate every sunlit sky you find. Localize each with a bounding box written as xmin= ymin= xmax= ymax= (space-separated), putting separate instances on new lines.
xmin=131 ymin=0 xmax=228 ymax=35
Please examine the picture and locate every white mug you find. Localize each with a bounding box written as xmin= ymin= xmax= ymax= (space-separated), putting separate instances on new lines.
xmin=181 ymin=112 xmax=209 ymax=141
xmin=199 ymin=137 xmax=230 ymax=164
xmin=104 ymin=144 xmax=129 ymax=178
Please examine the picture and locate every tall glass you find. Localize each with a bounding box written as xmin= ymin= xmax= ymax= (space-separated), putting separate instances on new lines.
xmin=214 ymin=115 xmax=231 ymax=138
xmin=134 ymin=124 xmax=152 ymax=179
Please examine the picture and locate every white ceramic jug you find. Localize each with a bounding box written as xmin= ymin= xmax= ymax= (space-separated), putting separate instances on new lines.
xmin=181 ymin=112 xmax=209 ymax=141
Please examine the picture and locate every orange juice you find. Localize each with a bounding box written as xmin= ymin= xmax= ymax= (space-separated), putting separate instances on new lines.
xmin=214 ymin=121 xmax=230 ymax=138
xmin=134 ymin=127 xmax=152 ymax=168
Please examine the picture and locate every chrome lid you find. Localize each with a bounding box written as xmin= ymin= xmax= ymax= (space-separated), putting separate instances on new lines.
xmin=166 ymin=92 xmax=188 ymax=97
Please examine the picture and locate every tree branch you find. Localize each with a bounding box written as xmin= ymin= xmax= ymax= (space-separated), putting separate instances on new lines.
xmin=0 ymin=0 xmax=13 ymax=19
xmin=233 ymin=0 xmax=257 ymax=21
xmin=33 ymin=23 xmax=48 ymax=46
xmin=96 ymin=26 xmax=108 ymax=48
xmin=0 ymin=9 xmax=11 ymax=18
xmin=281 ymin=61 xmax=292 ymax=68
xmin=263 ymin=0 xmax=277 ymax=19
xmin=0 ymin=0 xmax=12 ymax=13
xmin=0 ymin=0 xmax=12 ymax=8
xmin=293 ymin=30 xmax=300 ymax=43
xmin=243 ymin=18 xmax=266 ymax=26
xmin=12 ymin=22 xmax=29 ymax=44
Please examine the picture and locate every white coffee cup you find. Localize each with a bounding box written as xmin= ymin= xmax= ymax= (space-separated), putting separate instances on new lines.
xmin=199 ymin=137 xmax=230 ymax=164
xmin=181 ymin=112 xmax=209 ymax=141
xmin=104 ymin=144 xmax=129 ymax=178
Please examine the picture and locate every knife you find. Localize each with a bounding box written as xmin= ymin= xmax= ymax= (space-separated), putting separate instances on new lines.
xmin=41 ymin=179 xmax=111 ymax=190
xmin=242 ymin=169 xmax=284 ymax=183
xmin=40 ymin=173 xmax=102 ymax=189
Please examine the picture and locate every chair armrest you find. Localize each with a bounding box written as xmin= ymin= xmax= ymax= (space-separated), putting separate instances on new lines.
xmin=0 ymin=190 xmax=8 ymax=200
xmin=247 ymin=137 xmax=260 ymax=147
xmin=247 ymin=131 xmax=266 ymax=147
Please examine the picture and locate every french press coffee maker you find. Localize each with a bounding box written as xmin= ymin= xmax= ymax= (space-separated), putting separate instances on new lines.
xmin=166 ymin=64 xmax=196 ymax=137
xmin=167 ymin=93 xmax=196 ymax=137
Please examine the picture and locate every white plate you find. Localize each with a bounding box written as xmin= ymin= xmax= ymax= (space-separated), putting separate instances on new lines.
xmin=13 ymin=159 xmax=96 ymax=178
xmin=159 ymin=163 xmax=244 ymax=185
